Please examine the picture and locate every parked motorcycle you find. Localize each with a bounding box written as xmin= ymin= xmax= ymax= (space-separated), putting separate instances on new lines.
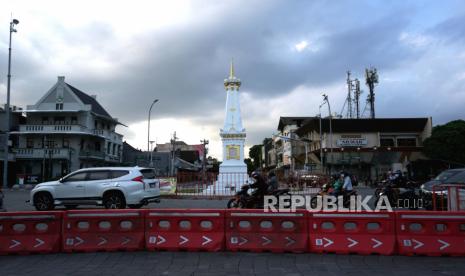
xmin=227 ymin=184 xmax=290 ymax=209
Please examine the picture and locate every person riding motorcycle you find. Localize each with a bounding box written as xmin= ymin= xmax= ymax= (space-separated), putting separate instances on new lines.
xmin=331 ymin=174 xmax=343 ymax=196
xmin=267 ymin=171 xmax=278 ymax=193
xmin=248 ymin=171 xmax=268 ymax=204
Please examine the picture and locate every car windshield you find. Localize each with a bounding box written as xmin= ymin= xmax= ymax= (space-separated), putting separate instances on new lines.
xmin=434 ymin=170 xmax=461 ymax=181
xmin=444 ymin=171 xmax=465 ymax=184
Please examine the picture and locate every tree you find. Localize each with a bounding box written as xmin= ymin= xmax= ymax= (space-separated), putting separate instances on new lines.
xmin=248 ymin=144 xmax=263 ymax=170
xmin=244 ymin=158 xmax=255 ymax=173
xmin=423 ymin=120 xmax=465 ymax=165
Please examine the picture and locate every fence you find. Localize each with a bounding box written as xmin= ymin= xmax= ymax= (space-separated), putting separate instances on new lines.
xmin=173 ymin=171 xmax=327 ymax=198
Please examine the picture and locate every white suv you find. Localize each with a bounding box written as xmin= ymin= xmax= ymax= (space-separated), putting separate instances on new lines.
xmin=29 ymin=167 xmax=161 ymax=211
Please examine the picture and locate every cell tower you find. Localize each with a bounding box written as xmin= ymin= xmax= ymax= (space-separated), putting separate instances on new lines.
xmin=341 ymin=71 xmax=363 ymax=119
xmin=365 ymin=67 xmax=378 ymax=119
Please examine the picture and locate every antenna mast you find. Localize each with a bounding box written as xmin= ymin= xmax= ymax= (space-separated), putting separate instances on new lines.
xmin=365 ymin=67 xmax=378 ymax=119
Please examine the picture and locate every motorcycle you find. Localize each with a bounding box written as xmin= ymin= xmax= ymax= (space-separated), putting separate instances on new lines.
xmin=311 ymin=184 xmax=357 ymax=209
xmin=374 ymin=180 xmax=419 ymax=209
xmin=227 ymin=184 xmax=290 ymax=209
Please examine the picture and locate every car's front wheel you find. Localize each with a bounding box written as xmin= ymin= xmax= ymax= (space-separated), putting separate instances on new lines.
xmin=34 ymin=192 xmax=54 ymax=211
xmin=103 ymin=191 xmax=126 ymax=209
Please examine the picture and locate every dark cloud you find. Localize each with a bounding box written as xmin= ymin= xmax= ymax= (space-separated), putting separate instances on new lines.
xmin=0 ymin=0 xmax=464 ymax=150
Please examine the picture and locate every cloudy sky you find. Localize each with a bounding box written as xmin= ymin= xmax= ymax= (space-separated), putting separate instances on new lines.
xmin=0 ymin=0 xmax=464 ymax=159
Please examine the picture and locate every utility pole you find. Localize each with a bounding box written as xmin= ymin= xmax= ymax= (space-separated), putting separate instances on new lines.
xmin=3 ymin=18 xmax=19 ymax=192
xmin=365 ymin=67 xmax=378 ymax=119
xmin=200 ymin=139 xmax=209 ymax=183
xmin=322 ymin=94 xmax=333 ymax=175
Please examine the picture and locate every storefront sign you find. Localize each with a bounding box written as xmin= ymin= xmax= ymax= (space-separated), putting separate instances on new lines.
xmin=337 ymin=135 xmax=367 ymax=147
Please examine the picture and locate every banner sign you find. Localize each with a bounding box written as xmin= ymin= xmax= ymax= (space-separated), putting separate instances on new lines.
xmin=336 ymin=135 xmax=367 ymax=147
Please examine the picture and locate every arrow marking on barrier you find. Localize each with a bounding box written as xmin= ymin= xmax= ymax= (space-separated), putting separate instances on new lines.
xmin=34 ymin=238 xmax=45 ymax=248
xmin=262 ymin=236 xmax=272 ymax=246
xmin=285 ymin=237 xmax=295 ymax=247
xmin=98 ymin=237 xmax=108 ymax=246
xmin=202 ymin=236 xmax=212 ymax=246
xmin=239 ymin=237 xmax=248 ymax=246
xmin=438 ymin=239 xmax=450 ymax=251
xmin=315 ymin=238 xmax=334 ymax=247
xmin=347 ymin=238 xmax=358 ymax=248
xmin=9 ymin=239 xmax=21 ymax=249
xmin=412 ymin=239 xmax=424 ymax=250
xmin=179 ymin=235 xmax=189 ymax=245
xmin=75 ymin=236 xmax=84 ymax=246
xmin=371 ymin=238 xmax=383 ymax=249
xmin=121 ymin=237 xmax=131 ymax=245
xmin=157 ymin=235 xmax=166 ymax=245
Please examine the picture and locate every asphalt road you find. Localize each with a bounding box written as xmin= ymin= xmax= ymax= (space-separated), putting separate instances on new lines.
xmin=1 ymin=187 xmax=377 ymax=211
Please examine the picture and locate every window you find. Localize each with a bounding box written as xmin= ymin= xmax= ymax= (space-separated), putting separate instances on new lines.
xmin=55 ymin=103 xmax=63 ymax=110
xmin=87 ymin=171 xmax=109 ymax=181
xmin=26 ymin=138 xmax=34 ymax=149
xmin=107 ymin=142 xmax=111 ymax=154
xmin=112 ymin=144 xmax=116 ymax=155
xmin=397 ymin=138 xmax=417 ymax=147
xmin=380 ymin=138 xmax=395 ymax=147
xmin=63 ymin=139 xmax=69 ymax=148
xmin=54 ymin=116 xmax=65 ymax=125
xmin=140 ymin=169 xmax=156 ymax=179
xmin=64 ymin=172 xmax=87 ymax=182
xmin=95 ymin=141 xmax=101 ymax=151
xmin=111 ymin=170 xmax=129 ymax=179
xmin=71 ymin=116 xmax=77 ymax=124
xmin=42 ymin=116 xmax=49 ymax=124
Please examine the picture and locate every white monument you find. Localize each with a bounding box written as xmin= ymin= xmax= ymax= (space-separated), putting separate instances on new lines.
xmin=203 ymin=61 xmax=249 ymax=195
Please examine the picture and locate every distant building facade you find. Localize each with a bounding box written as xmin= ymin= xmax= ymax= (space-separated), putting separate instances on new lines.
xmin=11 ymin=76 xmax=124 ymax=181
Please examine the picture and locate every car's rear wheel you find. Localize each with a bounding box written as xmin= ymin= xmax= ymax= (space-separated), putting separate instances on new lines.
xmin=34 ymin=192 xmax=54 ymax=211
xmin=103 ymin=191 xmax=126 ymax=209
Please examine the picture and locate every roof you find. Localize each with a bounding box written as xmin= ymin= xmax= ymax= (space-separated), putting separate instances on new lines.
xmin=66 ymin=83 xmax=112 ymax=119
xmin=295 ymin=118 xmax=429 ymax=136
xmin=278 ymin=116 xmax=313 ymax=131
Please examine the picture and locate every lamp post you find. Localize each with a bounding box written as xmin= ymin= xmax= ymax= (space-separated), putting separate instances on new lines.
xmin=149 ymin=140 xmax=155 ymax=167
xmin=147 ymin=99 xmax=159 ymax=163
xmin=322 ymin=94 xmax=333 ymax=175
xmin=3 ymin=18 xmax=19 ymax=191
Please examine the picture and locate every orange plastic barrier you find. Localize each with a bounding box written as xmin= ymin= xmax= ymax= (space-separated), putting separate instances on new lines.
xmin=62 ymin=210 xmax=145 ymax=252
xmin=396 ymin=211 xmax=465 ymax=256
xmin=309 ymin=212 xmax=396 ymax=255
xmin=225 ymin=210 xmax=308 ymax=253
xmin=0 ymin=211 xmax=62 ymax=255
xmin=145 ymin=209 xmax=224 ymax=251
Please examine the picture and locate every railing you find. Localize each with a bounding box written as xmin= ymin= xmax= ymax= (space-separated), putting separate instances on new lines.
xmin=79 ymin=150 xmax=105 ymax=159
xmin=170 ymin=171 xmax=326 ymax=198
xmin=432 ymin=183 xmax=465 ymax=211
xmin=18 ymin=125 xmax=123 ymax=142
xmin=15 ymin=148 xmax=70 ymax=159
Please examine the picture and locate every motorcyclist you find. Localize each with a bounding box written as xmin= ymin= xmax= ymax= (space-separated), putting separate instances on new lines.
xmin=330 ymin=174 xmax=343 ymax=196
xmin=249 ymin=171 xmax=268 ymax=203
xmin=267 ymin=171 xmax=278 ymax=193
xmin=342 ymin=171 xmax=353 ymax=193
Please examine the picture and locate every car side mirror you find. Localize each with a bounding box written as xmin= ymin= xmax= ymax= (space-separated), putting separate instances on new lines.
xmin=59 ymin=178 xmax=64 ymax=183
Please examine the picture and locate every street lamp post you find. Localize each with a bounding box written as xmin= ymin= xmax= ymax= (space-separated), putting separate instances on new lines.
xmin=147 ymin=99 xmax=159 ymax=164
xmin=3 ymin=18 xmax=19 ymax=191
xmin=322 ymin=94 xmax=333 ymax=175
xmin=149 ymin=140 xmax=155 ymax=167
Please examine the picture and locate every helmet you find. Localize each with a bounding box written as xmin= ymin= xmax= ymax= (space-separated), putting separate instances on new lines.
xmin=251 ymin=171 xmax=260 ymax=179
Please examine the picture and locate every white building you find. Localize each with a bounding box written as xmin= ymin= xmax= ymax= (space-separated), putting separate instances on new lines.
xmin=11 ymin=76 xmax=124 ymax=181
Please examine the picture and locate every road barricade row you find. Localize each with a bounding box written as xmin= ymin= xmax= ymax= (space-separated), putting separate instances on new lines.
xmin=145 ymin=209 xmax=224 ymax=251
xmin=0 ymin=209 xmax=464 ymax=255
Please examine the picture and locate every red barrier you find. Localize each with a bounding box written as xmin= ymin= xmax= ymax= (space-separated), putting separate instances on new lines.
xmin=396 ymin=211 xmax=465 ymax=256
xmin=309 ymin=212 xmax=396 ymax=255
xmin=62 ymin=210 xmax=145 ymax=252
xmin=145 ymin=209 xmax=224 ymax=251
xmin=225 ymin=210 xmax=308 ymax=253
xmin=0 ymin=211 xmax=62 ymax=255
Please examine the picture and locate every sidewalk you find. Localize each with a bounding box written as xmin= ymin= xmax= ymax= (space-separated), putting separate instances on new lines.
xmin=0 ymin=251 xmax=464 ymax=276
